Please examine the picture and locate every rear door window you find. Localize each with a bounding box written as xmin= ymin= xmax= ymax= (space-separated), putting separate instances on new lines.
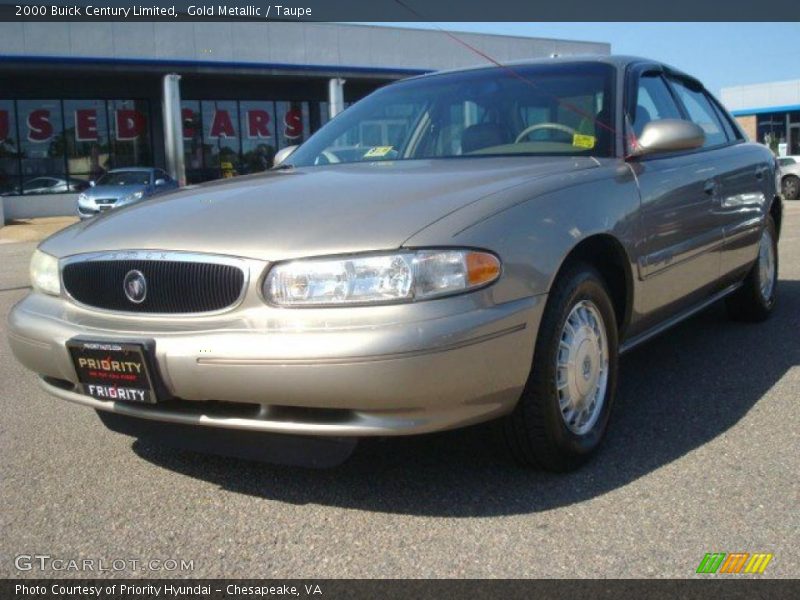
xmin=668 ymin=78 xmax=729 ymax=148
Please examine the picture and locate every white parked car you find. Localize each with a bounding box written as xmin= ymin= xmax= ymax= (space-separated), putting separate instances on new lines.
xmin=778 ymin=156 xmax=800 ymax=200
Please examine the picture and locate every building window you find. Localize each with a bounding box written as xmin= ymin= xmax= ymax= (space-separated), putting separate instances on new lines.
xmin=789 ymin=111 xmax=800 ymax=156
xmin=17 ymin=99 xmax=68 ymax=193
xmin=202 ymin=100 xmax=240 ymax=179
xmin=107 ymin=100 xmax=152 ymax=169
xmin=240 ymin=101 xmax=277 ymax=175
xmin=183 ymin=99 xmax=314 ymax=184
xmin=0 ymin=100 xmax=20 ymax=196
xmin=757 ymin=112 xmax=787 ymax=154
xmin=64 ymin=99 xmax=110 ymax=183
xmin=276 ymin=101 xmax=311 ymax=149
xmin=181 ymin=100 xmax=203 ymax=183
xmin=0 ymin=98 xmax=153 ymax=195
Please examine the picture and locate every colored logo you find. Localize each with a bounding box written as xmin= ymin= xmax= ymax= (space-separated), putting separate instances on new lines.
xmin=696 ymin=552 xmax=773 ymax=574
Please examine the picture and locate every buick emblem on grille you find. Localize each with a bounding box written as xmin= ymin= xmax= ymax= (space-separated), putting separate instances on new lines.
xmin=123 ymin=270 xmax=147 ymax=304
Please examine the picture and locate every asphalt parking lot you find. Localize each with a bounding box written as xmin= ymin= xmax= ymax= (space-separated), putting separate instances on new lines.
xmin=1 ymin=206 xmax=798 ymax=579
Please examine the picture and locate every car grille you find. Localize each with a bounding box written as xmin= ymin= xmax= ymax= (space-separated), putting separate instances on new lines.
xmin=62 ymin=256 xmax=246 ymax=314
xmin=95 ymin=198 xmax=117 ymax=205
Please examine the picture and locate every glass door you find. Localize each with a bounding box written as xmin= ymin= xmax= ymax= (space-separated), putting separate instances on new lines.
xmin=789 ymin=124 xmax=800 ymax=156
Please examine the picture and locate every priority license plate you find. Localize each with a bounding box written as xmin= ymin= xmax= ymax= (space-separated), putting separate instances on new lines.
xmin=67 ymin=340 xmax=157 ymax=404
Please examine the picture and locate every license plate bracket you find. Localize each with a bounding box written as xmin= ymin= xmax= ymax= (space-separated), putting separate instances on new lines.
xmin=67 ymin=339 xmax=160 ymax=404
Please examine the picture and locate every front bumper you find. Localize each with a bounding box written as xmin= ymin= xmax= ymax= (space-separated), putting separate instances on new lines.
xmin=8 ymin=290 xmax=544 ymax=436
xmin=77 ymin=201 xmax=122 ymax=219
xmin=77 ymin=205 xmax=108 ymax=219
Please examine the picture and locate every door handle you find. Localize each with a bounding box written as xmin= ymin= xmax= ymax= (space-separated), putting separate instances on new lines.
xmin=755 ymin=166 xmax=767 ymax=180
xmin=703 ymin=179 xmax=718 ymax=195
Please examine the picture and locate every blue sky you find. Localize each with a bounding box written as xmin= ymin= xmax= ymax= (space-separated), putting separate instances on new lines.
xmin=367 ymin=22 xmax=800 ymax=96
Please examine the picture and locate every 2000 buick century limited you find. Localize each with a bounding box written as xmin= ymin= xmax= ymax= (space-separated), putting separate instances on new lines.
xmin=8 ymin=56 xmax=782 ymax=471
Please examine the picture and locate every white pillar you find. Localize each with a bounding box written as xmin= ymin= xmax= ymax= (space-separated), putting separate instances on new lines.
xmin=162 ymin=73 xmax=186 ymax=186
xmin=328 ymin=78 xmax=346 ymax=120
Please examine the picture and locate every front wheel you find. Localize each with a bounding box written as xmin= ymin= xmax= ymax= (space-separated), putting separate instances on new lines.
xmin=501 ymin=263 xmax=618 ymax=471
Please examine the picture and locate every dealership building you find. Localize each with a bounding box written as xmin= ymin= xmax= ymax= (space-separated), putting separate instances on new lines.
xmin=0 ymin=22 xmax=609 ymax=223
xmin=721 ymin=78 xmax=800 ymax=157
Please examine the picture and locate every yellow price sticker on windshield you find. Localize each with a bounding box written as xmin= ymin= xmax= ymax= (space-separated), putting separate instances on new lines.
xmin=572 ymin=134 xmax=596 ymax=149
xmin=363 ymin=146 xmax=394 ymax=158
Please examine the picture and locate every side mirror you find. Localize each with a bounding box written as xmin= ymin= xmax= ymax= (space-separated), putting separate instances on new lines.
xmin=628 ymin=119 xmax=705 ymax=158
xmin=273 ymin=145 xmax=298 ymax=167
xmin=89 ymin=180 xmax=96 ymax=187
xmin=154 ymin=178 xmax=166 ymax=187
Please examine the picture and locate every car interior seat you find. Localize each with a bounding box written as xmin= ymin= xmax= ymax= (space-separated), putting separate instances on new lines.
xmin=461 ymin=123 xmax=510 ymax=154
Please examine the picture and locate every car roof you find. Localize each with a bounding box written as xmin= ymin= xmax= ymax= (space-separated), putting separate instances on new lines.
xmin=405 ymin=54 xmax=698 ymax=86
xmin=107 ymin=167 xmax=155 ymax=173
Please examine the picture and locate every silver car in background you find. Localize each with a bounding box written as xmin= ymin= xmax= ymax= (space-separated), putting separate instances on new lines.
xmin=778 ymin=156 xmax=800 ymax=200
xmin=2 ymin=176 xmax=89 ymax=196
xmin=77 ymin=167 xmax=178 ymax=219
xmin=8 ymin=56 xmax=781 ymax=471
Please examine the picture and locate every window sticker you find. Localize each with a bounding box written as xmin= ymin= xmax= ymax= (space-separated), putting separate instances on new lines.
xmin=363 ymin=146 xmax=394 ymax=158
xmin=572 ymin=134 xmax=596 ymax=149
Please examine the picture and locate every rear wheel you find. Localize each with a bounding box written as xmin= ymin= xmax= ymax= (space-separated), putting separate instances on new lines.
xmin=501 ymin=263 xmax=618 ymax=471
xmin=782 ymin=175 xmax=799 ymax=200
xmin=726 ymin=216 xmax=778 ymax=322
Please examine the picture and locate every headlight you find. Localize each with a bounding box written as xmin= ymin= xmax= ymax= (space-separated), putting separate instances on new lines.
xmin=120 ymin=191 xmax=144 ymax=204
xmin=264 ymin=249 xmax=501 ymax=307
xmin=29 ymin=249 xmax=61 ymax=295
xmin=77 ymin=193 xmax=90 ymax=205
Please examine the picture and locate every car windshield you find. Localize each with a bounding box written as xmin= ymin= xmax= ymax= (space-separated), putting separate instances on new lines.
xmin=97 ymin=171 xmax=150 ymax=186
xmin=289 ymin=62 xmax=615 ymax=167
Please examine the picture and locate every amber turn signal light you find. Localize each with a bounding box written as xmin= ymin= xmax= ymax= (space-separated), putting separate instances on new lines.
xmin=466 ymin=252 xmax=501 ymax=286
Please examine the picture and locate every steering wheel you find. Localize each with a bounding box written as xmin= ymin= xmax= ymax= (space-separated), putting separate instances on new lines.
xmin=313 ymin=150 xmax=341 ymax=166
xmin=515 ymin=122 xmax=577 ymax=144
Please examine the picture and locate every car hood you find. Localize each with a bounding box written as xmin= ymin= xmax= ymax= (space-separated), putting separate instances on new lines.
xmin=43 ymin=157 xmax=597 ymax=261
xmin=85 ymin=184 xmax=147 ymax=198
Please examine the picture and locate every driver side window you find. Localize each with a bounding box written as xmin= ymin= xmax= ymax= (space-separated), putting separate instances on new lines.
xmin=631 ymin=73 xmax=682 ymax=140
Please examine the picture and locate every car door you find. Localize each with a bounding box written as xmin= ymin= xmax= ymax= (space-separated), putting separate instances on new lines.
xmin=627 ymin=69 xmax=725 ymax=327
xmin=24 ymin=177 xmax=54 ymax=194
xmin=669 ymin=85 xmax=769 ymax=281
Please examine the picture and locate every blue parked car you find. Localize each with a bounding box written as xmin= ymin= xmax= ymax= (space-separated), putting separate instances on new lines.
xmin=77 ymin=168 xmax=178 ymax=219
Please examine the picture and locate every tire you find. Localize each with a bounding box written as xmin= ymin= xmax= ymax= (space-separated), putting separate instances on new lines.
xmin=782 ymin=175 xmax=800 ymax=201
xmin=726 ymin=216 xmax=778 ymax=322
xmin=501 ymin=262 xmax=619 ymax=472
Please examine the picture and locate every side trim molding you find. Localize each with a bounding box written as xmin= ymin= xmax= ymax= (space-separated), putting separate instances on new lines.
xmin=620 ymin=282 xmax=743 ymax=355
